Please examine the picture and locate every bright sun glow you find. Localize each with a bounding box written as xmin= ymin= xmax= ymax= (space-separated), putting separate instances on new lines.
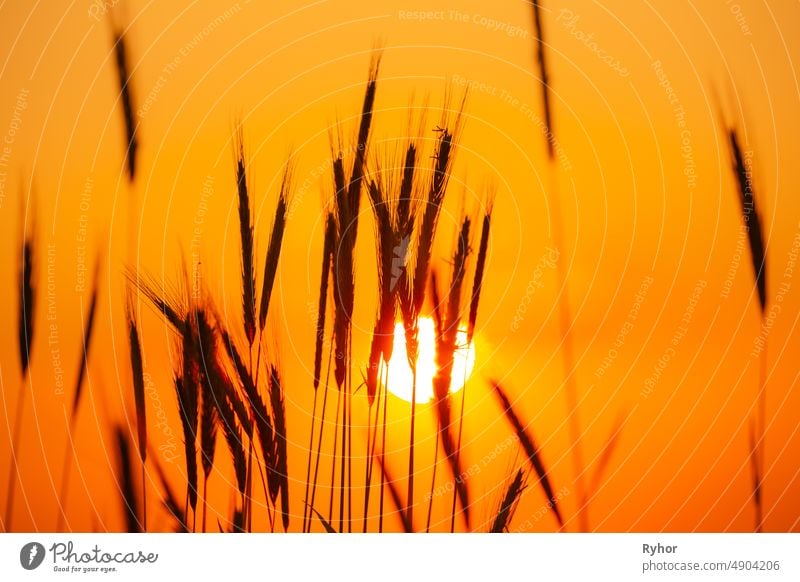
xmin=381 ymin=317 xmax=476 ymax=403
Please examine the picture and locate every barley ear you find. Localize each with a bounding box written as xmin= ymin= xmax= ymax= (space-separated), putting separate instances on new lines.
xmin=491 ymin=381 xmax=563 ymax=527
xmin=126 ymin=294 xmax=147 ymax=464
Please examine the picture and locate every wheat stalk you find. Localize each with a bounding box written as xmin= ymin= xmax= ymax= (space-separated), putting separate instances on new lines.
xmin=530 ymin=0 xmax=553 ymax=159
xmin=451 ymin=201 xmax=493 ymax=530
xmin=525 ymin=1 xmax=588 ymax=531
xmin=258 ymin=163 xmax=291 ymax=331
xmin=194 ymin=308 xmax=219 ymax=532
xmin=111 ymin=25 xmax=138 ymax=182
xmin=491 ymin=381 xmax=563 ymax=527
xmin=305 ymin=211 xmax=335 ymax=531
xmin=727 ymin=126 xmax=768 ymax=532
xmin=377 ymin=451 xmax=413 ymax=532
xmin=314 ymin=212 xmax=335 ymax=390
xmin=430 ymin=218 xmax=472 ymax=530
xmin=4 ymin=193 xmax=37 ymax=530
xmin=151 ymin=449 xmax=188 ymax=532
xmin=126 ymin=294 xmax=148 ymax=531
xmin=56 ymin=260 xmax=101 ymax=532
xmin=234 ymin=125 xmax=257 ymax=346
xmin=490 ymin=468 xmax=527 ymax=533
xmin=113 ymin=426 xmax=141 ymax=533
xmin=268 ymin=365 xmax=290 ymax=530
xmin=468 ymin=204 xmax=493 ymax=343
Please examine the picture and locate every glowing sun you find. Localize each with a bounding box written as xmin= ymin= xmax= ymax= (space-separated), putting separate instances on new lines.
xmin=381 ymin=317 xmax=476 ymax=403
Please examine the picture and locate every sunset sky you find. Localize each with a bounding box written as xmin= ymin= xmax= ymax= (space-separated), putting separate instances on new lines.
xmin=1 ymin=0 xmax=799 ymax=533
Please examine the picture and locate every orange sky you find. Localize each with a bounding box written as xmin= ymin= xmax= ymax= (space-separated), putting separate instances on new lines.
xmin=1 ymin=0 xmax=799 ymax=533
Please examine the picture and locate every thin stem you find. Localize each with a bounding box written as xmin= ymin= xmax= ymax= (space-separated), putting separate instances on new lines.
xmin=191 ymin=494 xmax=196 ymax=533
xmin=363 ymin=362 xmax=384 ymax=532
xmin=346 ymin=337 xmax=353 ymax=532
xmin=252 ymin=444 xmax=271 ymax=530
xmin=548 ymin=168 xmax=587 ymax=532
xmin=141 ymin=461 xmax=147 ymax=532
xmin=244 ymin=438 xmax=254 ymax=532
xmin=309 ymin=346 xmax=333 ymax=532
xmin=406 ymin=368 xmax=417 ymax=528
xmin=184 ymin=493 xmax=190 ymax=533
xmin=202 ymin=474 xmax=208 ymax=533
xmin=245 ymin=349 xmax=254 ymax=532
xmin=302 ymin=386 xmax=319 ymax=532
xmin=362 ymin=389 xmax=375 ymax=532
xmin=250 ymin=331 xmax=269 ymax=531
xmin=339 ymin=385 xmax=347 ymax=532
xmin=449 ymin=354 xmax=470 ymax=533
xmin=55 ymin=413 xmax=79 ymax=532
xmin=756 ymin=338 xmax=767 ymax=532
xmin=4 ymin=373 xmax=28 ymax=531
xmin=426 ymin=426 xmax=440 ymax=532
xmin=328 ymin=379 xmax=341 ymax=527
xmin=378 ymin=366 xmax=389 ymax=533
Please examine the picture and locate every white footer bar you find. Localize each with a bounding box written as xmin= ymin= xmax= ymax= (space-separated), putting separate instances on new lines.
xmin=1 ymin=533 xmax=796 ymax=580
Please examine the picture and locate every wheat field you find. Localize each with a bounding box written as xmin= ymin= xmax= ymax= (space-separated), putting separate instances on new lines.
xmin=0 ymin=0 xmax=799 ymax=533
